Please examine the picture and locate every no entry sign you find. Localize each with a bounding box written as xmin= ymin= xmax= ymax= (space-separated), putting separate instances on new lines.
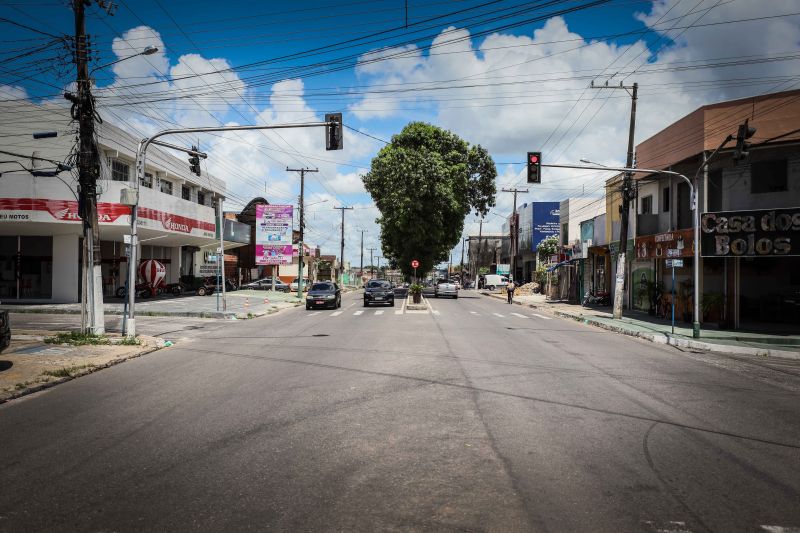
xmin=411 ymin=260 xmax=419 ymax=268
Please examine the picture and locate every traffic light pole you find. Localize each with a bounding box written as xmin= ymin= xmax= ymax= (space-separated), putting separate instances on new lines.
xmin=124 ymin=120 xmax=340 ymax=338
xmin=334 ymin=206 xmax=353 ymax=285
xmin=287 ymin=167 xmax=318 ymax=298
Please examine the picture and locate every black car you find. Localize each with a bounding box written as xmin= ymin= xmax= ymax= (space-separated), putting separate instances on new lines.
xmin=306 ymin=282 xmax=341 ymax=310
xmin=0 ymin=310 xmax=10 ymax=353
xmin=364 ymin=279 xmax=394 ymax=307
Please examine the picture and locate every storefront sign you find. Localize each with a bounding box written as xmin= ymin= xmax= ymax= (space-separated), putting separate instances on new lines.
xmin=496 ymin=264 xmax=510 ymax=275
xmin=701 ymin=207 xmax=800 ymax=257
xmin=635 ymin=229 xmax=693 ymax=259
xmin=532 ymin=202 xmax=560 ymax=251
xmin=666 ymin=259 xmax=684 ymax=268
xmin=255 ymin=204 xmax=293 ymax=265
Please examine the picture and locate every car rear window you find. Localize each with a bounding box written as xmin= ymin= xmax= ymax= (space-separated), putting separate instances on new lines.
xmin=366 ymin=281 xmax=390 ymax=288
xmin=311 ymin=283 xmax=333 ymax=291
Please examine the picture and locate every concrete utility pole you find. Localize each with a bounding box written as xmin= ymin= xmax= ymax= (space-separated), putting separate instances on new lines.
xmin=501 ymin=188 xmax=528 ymax=282
xmin=217 ymin=196 xmax=226 ymax=311
xmin=367 ymin=247 xmax=376 ymax=279
xmin=592 ymin=81 xmax=638 ymax=319
xmin=359 ymin=229 xmax=367 ymax=282
xmin=72 ymin=0 xmax=105 ymax=334
xmin=334 ymin=206 xmax=353 ymax=285
xmin=287 ymin=167 xmax=318 ymax=297
xmin=460 ymin=237 xmax=467 ymax=284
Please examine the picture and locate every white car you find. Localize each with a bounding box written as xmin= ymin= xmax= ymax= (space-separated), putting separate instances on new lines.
xmin=290 ymin=278 xmax=310 ymax=291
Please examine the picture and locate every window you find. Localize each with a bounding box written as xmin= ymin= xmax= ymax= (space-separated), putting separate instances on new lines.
xmin=111 ymin=160 xmax=129 ymax=182
xmin=197 ymin=191 xmax=206 ymax=205
xmin=641 ymin=195 xmax=653 ymax=215
xmin=561 ymin=223 xmax=568 ymax=245
xmin=182 ymin=185 xmax=191 ymax=200
xmin=141 ymin=172 xmax=153 ymax=189
xmin=751 ymin=159 xmax=788 ymax=194
xmin=160 ymin=179 xmax=173 ymax=195
xmin=662 ymin=186 xmax=670 ymax=212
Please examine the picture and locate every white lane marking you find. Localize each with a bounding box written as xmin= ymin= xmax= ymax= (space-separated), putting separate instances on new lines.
xmin=308 ymin=312 xmax=321 ymax=317
xmin=533 ymin=313 xmax=552 ymax=320
xmin=469 ymin=311 xmax=479 ymax=315
xmin=354 ymin=310 xmax=364 ymax=316
xmin=375 ymin=310 xmax=384 ymax=315
xmin=493 ymin=312 xmax=505 ymax=318
xmin=511 ymin=312 xmax=529 ymax=319
xmin=394 ymin=309 xmax=403 ymax=315
xmin=331 ymin=311 xmax=342 ymax=316
xmin=432 ymin=309 xmax=440 ymax=315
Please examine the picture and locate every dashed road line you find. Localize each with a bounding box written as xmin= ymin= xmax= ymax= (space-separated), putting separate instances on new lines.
xmin=354 ymin=310 xmax=364 ymax=316
xmin=331 ymin=311 xmax=342 ymax=316
xmin=533 ymin=313 xmax=552 ymax=320
xmin=432 ymin=309 xmax=440 ymax=315
xmin=493 ymin=312 xmax=505 ymax=318
xmin=375 ymin=310 xmax=384 ymax=315
xmin=469 ymin=311 xmax=479 ymax=315
xmin=394 ymin=309 xmax=404 ymax=315
xmin=511 ymin=312 xmax=529 ymax=319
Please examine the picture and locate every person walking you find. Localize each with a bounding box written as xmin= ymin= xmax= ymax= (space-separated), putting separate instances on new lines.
xmin=506 ymin=277 xmax=516 ymax=304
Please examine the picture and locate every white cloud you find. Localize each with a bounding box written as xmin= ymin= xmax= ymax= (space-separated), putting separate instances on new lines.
xmin=0 ymin=84 xmax=28 ymax=101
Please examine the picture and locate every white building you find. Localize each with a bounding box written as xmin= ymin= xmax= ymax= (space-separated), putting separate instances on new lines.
xmin=0 ymin=100 xmax=236 ymax=303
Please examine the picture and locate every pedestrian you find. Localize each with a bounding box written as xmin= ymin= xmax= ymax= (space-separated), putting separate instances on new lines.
xmin=506 ymin=277 xmax=516 ymax=304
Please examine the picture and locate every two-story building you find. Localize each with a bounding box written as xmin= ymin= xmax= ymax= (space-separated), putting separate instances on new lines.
xmin=634 ymin=89 xmax=800 ymax=329
xmin=0 ymin=100 xmax=240 ymax=303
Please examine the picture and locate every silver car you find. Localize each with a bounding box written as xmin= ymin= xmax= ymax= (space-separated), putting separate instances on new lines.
xmin=435 ymin=281 xmax=459 ymax=299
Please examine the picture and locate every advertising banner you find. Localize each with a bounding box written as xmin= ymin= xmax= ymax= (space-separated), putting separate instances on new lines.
xmin=701 ymin=207 xmax=800 ymax=257
xmin=256 ymin=204 xmax=294 ymax=265
xmin=532 ymin=202 xmax=560 ymax=251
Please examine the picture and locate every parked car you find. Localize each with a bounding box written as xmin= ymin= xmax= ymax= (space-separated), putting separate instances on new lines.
xmin=241 ymin=277 xmax=290 ymax=292
xmin=0 ymin=310 xmax=10 ymax=353
xmin=483 ymin=274 xmax=508 ymax=291
xmin=435 ymin=280 xmax=459 ymax=299
xmin=290 ymin=278 xmax=311 ymax=292
xmin=306 ymin=282 xmax=341 ymax=309
xmin=364 ymin=279 xmax=395 ymax=307
xmin=421 ymin=282 xmax=436 ymax=298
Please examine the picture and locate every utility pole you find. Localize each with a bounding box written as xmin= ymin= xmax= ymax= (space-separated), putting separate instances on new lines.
xmin=501 ymin=188 xmax=528 ymax=282
xmin=334 ymin=206 xmax=353 ymax=285
xmin=70 ymin=0 xmax=105 ymax=334
xmin=592 ymin=81 xmax=638 ymax=319
xmin=367 ymin=247 xmax=377 ymax=279
xmin=287 ymin=167 xmax=318 ymax=297
xmin=359 ymin=229 xmax=367 ymax=284
xmin=460 ymin=237 xmax=466 ymax=285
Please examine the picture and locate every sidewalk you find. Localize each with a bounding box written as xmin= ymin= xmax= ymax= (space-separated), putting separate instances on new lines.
xmin=0 ymin=289 xmax=302 ymax=320
xmin=481 ymin=290 xmax=800 ymax=360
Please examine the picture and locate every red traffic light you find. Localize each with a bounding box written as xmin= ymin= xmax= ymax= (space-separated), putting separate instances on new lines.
xmin=529 ymin=154 xmax=539 ymax=164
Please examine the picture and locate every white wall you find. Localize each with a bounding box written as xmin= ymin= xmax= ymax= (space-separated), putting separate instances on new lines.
xmin=52 ymin=233 xmax=79 ymax=303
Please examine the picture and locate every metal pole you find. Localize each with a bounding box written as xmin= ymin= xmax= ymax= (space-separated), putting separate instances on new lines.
xmin=334 ymin=206 xmax=353 ymax=285
xmin=218 ymin=196 xmax=226 ymax=312
xmin=124 ymin=120 xmax=336 ymax=338
xmin=671 ymin=263 xmax=676 ymax=335
xmin=501 ymin=189 xmax=527 ymax=281
xmin=288 ymin=167 xmax=317 ymax=297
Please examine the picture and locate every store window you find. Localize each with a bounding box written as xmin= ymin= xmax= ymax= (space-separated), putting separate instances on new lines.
xmin=111 ymin=160 xmax=129 ymax=182
xmin=641 ymin=195 xmax=653 ymax=215
xmin=751 ymin=159 xmax=788 ymax=194
xmin=662 ymin=186 xmax=670 ymax=212
xmin=141 ymin=172 xmax=153 ymax=188
xmin=160 ymin=179 xmax=173 ymax=195
xmin=182 ymin=185 xmax=191 ymax=200
xmin=0 ymin=236 xmax=52 ymax=299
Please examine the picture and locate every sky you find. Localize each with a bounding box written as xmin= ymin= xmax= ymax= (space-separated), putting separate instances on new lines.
xmin=1 ymin=0 xmax=799 ymax=268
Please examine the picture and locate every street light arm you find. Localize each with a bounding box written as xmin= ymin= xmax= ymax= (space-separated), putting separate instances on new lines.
xmin=90 ymin=46 xmax=159 ymax=75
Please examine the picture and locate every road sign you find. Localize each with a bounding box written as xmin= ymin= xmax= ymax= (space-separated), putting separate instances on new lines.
xmin=666 ymin=259 xmax=684 ymax=268
xmin=411 ymin=260 xmax=419 ymax=268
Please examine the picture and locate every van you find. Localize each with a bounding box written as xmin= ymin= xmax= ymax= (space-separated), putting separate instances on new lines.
xmin=483 ymin=274 xmax=508 ymax=290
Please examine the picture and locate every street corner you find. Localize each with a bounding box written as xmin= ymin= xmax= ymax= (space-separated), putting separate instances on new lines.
xmin=0 ymin=330 xmax=162 ymax=404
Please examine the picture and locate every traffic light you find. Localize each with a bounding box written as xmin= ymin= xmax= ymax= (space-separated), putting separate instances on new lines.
xmin=733 ymin=119 xmax=756 ymax=165
xmin=527 ymin=152 xmax=541 ymax=183
xmin=325 ymin=113 xmax=343 ymax=151
xmin=188 ymin=145 xmax=201 ymax=176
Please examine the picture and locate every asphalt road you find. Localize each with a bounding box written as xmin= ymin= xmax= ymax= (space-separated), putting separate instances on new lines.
xmin=1 ymin=291 xmax=799 ymax=532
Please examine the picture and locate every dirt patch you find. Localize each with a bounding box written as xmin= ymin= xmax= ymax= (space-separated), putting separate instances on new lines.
xmin=0 ymin=329 xmax=162 ymax=403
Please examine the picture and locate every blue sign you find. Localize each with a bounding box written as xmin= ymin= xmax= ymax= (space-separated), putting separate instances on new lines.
xmin=532 ymin=202 xmax=560 ymax=251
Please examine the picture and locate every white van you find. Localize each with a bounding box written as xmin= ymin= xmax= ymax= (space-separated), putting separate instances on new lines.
xmin=483 ymin=274 xmax=508 ymax=291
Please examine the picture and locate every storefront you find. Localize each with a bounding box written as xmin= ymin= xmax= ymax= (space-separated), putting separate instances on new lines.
xmin=0 ymin=236 xmax=53 ymax=300
xmin=634 ymin=229 xmax=696 ymax=316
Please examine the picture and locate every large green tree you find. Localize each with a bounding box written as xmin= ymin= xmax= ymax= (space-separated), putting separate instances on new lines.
xmin=362 ymin=122 xmax=496 ymax=277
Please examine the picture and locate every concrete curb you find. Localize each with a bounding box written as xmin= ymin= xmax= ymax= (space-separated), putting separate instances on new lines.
xmin=479 ymin=291 xmax=800 ymax=361
xmin=406 ymin=295 xmax=428 ymax=311
xmin=0 ymin=344 xmax=162 ymax=405
xmin=1 ymin=305 xmax=300 ymax=319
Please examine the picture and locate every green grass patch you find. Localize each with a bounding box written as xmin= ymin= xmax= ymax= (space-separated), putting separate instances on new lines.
xmin=115 ymin=336 xmax=140 ymax=345
xmin=44 ymin=331 xmax=110 ymax=346
xmin=41 ymin=364 xmax=97 ymax=378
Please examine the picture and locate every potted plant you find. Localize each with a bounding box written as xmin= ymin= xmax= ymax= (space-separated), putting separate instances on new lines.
xmin=409 ymin=283 xmax=423 ymax=304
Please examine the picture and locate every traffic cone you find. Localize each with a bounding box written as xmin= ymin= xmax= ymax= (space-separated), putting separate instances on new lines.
xmin=244 ymin=297 xmax=250 ymax=310
xmin=263 ymin=296 xmax=269 ymax=305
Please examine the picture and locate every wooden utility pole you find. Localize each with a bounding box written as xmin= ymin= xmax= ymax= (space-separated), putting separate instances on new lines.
xmin=287 ymin=167 xmax=317 ymax=296
xmin=592 ymin=81 xmax=638 ymax=319
xmin=334 ymin=206 xmax=353 ymax=285
xmin=501 ymin=188 xmax=528 ymax=282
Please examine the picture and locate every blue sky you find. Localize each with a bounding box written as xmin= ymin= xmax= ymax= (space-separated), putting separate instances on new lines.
xmin=2 ymin=0 xmax=800 ymax=266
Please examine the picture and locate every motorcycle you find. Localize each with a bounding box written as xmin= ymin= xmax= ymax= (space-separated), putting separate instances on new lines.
xmin=582 ymin=289 xmax=610 ymax=307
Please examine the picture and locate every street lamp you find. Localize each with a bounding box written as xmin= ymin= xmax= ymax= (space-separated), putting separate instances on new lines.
xmin=90 ymin=46 xmax=159 ymax=75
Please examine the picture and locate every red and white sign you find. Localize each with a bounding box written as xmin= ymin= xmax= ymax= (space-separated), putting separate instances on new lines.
xmin=411 ymin=260 xmax=419 ymax=268
xmin=138 ymin=259 xmax=166 ymax=287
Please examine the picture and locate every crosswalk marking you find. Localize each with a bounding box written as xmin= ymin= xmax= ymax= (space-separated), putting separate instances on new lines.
xmin=493 ymin=312 xmax=505 ymax=318
xmin=511 ymin=312 xmax=528 ymax=319
xmin=394 ymin=309 xmax=403 ymax=315
xmin=331 ymin=311 xmax=342 ymax=316
xmin=354 ymin=310 xmax=364 ymax=316
xmin=533 ymin=313 xmax=552 ymax=320
xmin=375 ymin=310 xmax=384 ymax=315
xmin=470 ymin=311 xmax=479 ymax=315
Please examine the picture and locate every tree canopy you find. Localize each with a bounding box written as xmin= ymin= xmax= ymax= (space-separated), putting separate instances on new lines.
xmin=362 ymin=122 xmax=496 ymax=277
